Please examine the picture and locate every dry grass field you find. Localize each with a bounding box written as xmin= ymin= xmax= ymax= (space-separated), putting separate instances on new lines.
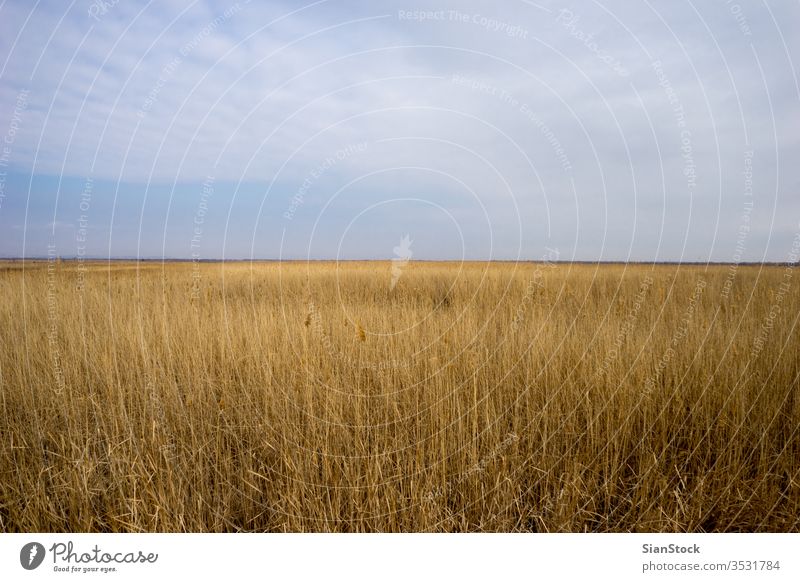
xmin=0 ymin=260 xmax=798 ymax=532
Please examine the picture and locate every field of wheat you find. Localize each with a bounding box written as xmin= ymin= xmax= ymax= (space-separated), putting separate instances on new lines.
xmin=0 ymin=260 xmax=798 ymax=532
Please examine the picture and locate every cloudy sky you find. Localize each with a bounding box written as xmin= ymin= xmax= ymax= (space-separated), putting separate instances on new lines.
xmin=0 ymin=0 xmax=797 ymax=260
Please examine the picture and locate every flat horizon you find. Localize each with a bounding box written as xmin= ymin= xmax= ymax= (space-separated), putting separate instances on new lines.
xmin=2 ymin=256 xmax=797 ymax=266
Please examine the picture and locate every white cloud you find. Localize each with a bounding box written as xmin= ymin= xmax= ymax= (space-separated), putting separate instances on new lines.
xmin=0 ymin=0 xmax=798 ymax=260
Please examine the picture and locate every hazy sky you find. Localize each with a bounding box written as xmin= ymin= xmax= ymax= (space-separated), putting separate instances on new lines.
xmin=0 ymin=0 xmax=798 ymax=260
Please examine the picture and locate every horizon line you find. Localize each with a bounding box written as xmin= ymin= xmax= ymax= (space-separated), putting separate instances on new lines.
xmin=1 ymin=257 xmax=797 ymax=267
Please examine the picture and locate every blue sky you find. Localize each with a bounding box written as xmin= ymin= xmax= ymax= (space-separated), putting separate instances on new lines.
xmin=0 ymin=0 xmax=798 ymax=260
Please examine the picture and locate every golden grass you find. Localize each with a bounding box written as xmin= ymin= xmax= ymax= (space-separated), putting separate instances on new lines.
xmin=0 ymin=260 xmax=798 ymax=532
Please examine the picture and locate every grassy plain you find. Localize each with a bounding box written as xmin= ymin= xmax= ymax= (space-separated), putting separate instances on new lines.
xmin=0 ymin=260 xmax=798 ymax=531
